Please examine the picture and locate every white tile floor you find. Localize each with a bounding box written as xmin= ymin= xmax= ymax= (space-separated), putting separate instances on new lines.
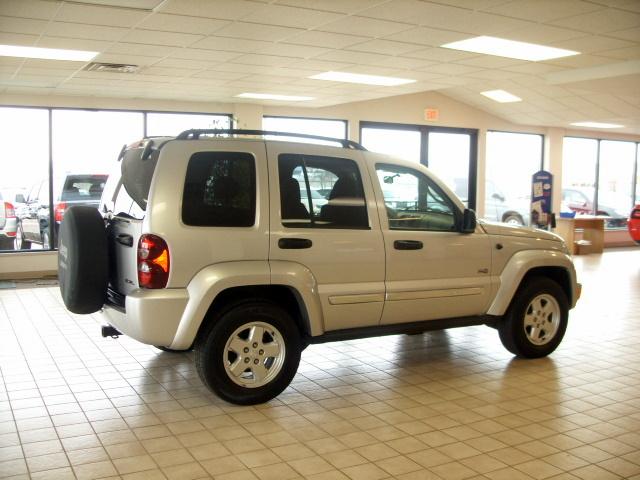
xmin=1 ymin=248 xmax=639 ymax=480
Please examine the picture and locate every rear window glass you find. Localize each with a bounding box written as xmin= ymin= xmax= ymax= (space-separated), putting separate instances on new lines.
xmin=121 ymin=147 xmax=158 ymax=211
xmin=60 ymin=175 xmax=107 ymax=201
xmin=182 ymin=152 xmax=256 ymax=227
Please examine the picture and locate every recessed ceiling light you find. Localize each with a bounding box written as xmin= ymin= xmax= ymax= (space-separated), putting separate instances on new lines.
xmin=571 ymin=122 xmax=624 ymax=129
xmin=441 ymin=36 xmax=579 ymax=62
xmin=235 ymin=93 xmax=314 ymax=101
xmin=0 ymin=44 xmax=98 ymax=61
xmin=481 ymin=90 xmax=522 ymax=103
xmin=309 ymin=71 xmax=416 ymax=86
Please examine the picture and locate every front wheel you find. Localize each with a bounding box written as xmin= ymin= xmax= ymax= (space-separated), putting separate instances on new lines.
xmin=194 ymin=301 xmax=301 ymax=405
xmin=498 ymin=277 xmax=568 ymax=358
xmin=15 ymin=225 xmax=31 ymax=250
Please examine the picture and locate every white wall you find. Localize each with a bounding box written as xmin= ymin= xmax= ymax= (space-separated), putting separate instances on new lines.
xmin=1 ymin=91 xmax=639 ymax=277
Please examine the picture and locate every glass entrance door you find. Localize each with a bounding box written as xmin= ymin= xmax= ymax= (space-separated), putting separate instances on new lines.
xmin=360 ymin=123 xmax=477 ymax=209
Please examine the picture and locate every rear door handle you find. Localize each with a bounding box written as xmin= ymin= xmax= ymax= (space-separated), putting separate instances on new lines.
xmin=278 ymin=238 xmax=312 ymax=249
xmin=116 ymin=234 xmax=133 ymax=247
xmin=394 ymin=240 xmax=423 ymax=250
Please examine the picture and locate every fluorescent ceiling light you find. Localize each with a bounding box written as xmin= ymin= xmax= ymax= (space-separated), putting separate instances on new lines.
xmin=571 ymin=121 xmax=624 ymax=129
xmin=309 ymin=71 xmax=416 ymax=86
xmin=481 ymin=89 xmax=522 ymax=103
xmin=441 ymin=36 xmax=579 ymax=61
xmin=0 ymin=44 xmax=97 ymax=61
xmin=236 ymin=93 xmax=314 ymax=101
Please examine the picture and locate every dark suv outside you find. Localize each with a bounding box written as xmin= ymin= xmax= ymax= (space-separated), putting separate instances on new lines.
xmin=16 ymin=174 xmax=107 ymax=249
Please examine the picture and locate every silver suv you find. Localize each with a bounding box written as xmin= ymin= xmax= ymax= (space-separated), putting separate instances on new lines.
xmin=58 ymin=130 xmax=580 ymax=405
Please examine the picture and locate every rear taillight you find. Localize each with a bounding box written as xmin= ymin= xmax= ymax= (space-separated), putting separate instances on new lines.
xmin=632 ymin=209 xmax=640 ymax=219
xmin=4 ymin=202 xmax=15 ymax=218
xmin=137 ymin=234 xmax=170 ymax=289
xmin=54 ymin=202 xmax=67 ymax=222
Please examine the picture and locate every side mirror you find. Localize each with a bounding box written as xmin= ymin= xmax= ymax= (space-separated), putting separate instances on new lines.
xmin=461 ymin=208 xmax=477 ymax=233
xmin=492 ymin=192 xmax=505 ymax=202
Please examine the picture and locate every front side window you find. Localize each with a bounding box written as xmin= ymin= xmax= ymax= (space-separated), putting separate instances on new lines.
xmin=377 ymin=164 xmax=457 ymax=231
xmin=279 ymin=154 xmax=368 ymax=229
xmin=182 ymin=152 xmax=256 ymax=227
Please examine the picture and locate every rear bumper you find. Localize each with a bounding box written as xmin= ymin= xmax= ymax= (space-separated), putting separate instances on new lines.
xmin=101 ymin=288 xmax=189 ymax=346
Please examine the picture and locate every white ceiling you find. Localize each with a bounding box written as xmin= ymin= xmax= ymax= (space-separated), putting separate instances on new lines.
xmin=0 ymin=0 xmax=639 ymax=133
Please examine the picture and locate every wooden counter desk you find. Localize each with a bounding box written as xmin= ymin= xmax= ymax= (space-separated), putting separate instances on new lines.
xmin=554 ymin=216 xmax=605 ymax=255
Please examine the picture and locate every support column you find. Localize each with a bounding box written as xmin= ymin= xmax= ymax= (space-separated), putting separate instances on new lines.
xmin=475 ymin=128 xmax=486 ymax=217
xmin=233 ymin=103 xmax=263 ymax=129
xmin=545 ymin=128 xmax=565 ymax=215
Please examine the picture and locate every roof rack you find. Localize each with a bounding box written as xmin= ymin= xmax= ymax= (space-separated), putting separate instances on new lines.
xmin=175 ymin=129 xmax=366 ymax=151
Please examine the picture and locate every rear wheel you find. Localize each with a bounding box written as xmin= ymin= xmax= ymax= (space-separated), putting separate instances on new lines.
xmin=498 ymin=277 xmax=568 ymax=358
xmin=15 ymin=225 xmax=31 ymax=250
xmin=195 ymin=301 xmax=301 ymax=405
xmin=0 ymin=236 xmax=14 ymax=250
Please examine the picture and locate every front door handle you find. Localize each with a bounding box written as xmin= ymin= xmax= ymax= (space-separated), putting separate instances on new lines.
xmin=278 ymin=238 xmax=312 ymax=249
xmin=394 ymin=240 xmax=423 ymax=250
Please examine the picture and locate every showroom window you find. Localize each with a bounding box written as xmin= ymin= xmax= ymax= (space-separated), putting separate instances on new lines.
xmin=147 ymin=112 xmax=231 ymax=136
xmin=0 ymin=106 xmax=233 ymax=254
xmin=563 ymin=136 xmax=638 ymax=229
xmin=360 ymin=122 xmax=478 ymax=209
xmin=262 ymin=116 xmax=347 ymax=146
xmin=0 ymin=107 xmax=50 ymax=252
xmin=484 ymin=131 xmax=543 ymax=226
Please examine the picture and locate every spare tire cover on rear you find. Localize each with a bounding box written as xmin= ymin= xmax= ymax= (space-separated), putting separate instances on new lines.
xmin=58 ymin=206 xmax=109 ymax=314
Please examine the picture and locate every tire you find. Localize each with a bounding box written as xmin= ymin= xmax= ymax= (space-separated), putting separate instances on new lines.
xmin=156 ymin=346 xmax=192 ymax=353
xmin=15 ymin=225 xmax=31 ymax=250
xmin=42 ymin=230 xmax=50 ymax=250
xmin=498 ymin=276 xmax=568 ymax=358
xmin=195 ymin=301 xmax=301 ymax=405
xmin=58 ymin=206 xmax=109 ymax=314
xmin=0 ymin=236 xmax=14 ymax=250
xmin=503 ymin=214 xmax=524 ymax=226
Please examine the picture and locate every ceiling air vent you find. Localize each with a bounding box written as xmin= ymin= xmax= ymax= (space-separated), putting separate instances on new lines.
xmin=84 ymin=62 xmax=139 ymax=73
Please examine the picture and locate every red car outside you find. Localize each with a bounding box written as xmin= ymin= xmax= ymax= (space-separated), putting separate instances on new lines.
xmin=630 ymin=205 xmax=640 ymax=244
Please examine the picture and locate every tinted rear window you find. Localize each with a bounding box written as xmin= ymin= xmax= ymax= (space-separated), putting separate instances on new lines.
xmin=61 ymin=175 xmax=108 ymax=201
xmin=182 ymin=152 xmax=256 ymax=227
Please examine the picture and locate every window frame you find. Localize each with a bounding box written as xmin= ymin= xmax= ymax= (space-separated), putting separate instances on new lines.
xmin=375 ymin=163 xmax=461 ymax=232
xmin=182 ymin=151 xmax=257 ymax=228
xmin=263 ymin=115 xmax=348 ymax=140
xmin=278 ymin=153 xmax=370 ymax=230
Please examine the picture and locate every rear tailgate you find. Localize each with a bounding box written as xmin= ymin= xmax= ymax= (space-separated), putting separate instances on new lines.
xmin=108 ymin=214 xmax=143 ymax=296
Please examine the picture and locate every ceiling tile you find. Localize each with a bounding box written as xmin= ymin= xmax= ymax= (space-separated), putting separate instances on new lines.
xmin=191 ymin=36 xmax=274 ymax=54
xmin=605 ymin=26 xmax=640 ymax=42
xmin=106 ymin=42 xmax=180 ymax=57
xmin=597 ymin=46 xmax=640 ymax=60
xmin=456 ymin=56 xmax=523 ymax=68
xmin=44 ymin=21 xmax=128 ymax=41
xmin=0 ymin=32 xmax=39 ymax=46
xmin=211 ymin=22 xmax=302 ymax=42
xmin=552 ymin=35 xmax=636 ymax=54
xmin=427 ymin=63 xmax=483 ymax=75
xmin=238 ymin=4 xmax=342 ymax=28
xmin=318 ymin=16 xmax=413 ymax=37
xmin=120 ymin=29 xmax=204 ymax=47
xmin=0 ymin=16 xmax=48 ymax=35
xmin=286 ymin=59 xmax=356 ymax=72
xmin=151 ymin=58 xmax=216 ymax=70
xmin=0 ymin=0 xmax=60 ymax=20
xmin=72 ymin=0 xmax=163 ymax=9
xmin=484 ymin=0 xmax=602 ymax=23
xmin=404 ymin=47 xmax=478 ymax=62
xmin=274 ymin=0 xmax=387 ymax=14
xmin=501 ymin=23 xmax=586 ymax=44
xmin=254 ymin=43 xmax=330 ymax=59
xmin=158 ymin=0 xmax=259 ymax=20
xmin=54 ymin=3 xmax=149 ymax=27
xmin=346 ymin=39 xmax=425 ymax=55
xmin=36 ymin=36 xmax=112 ymax=51
xmin=283 ymin=30 xmax=370 ymax=49
xmin=138 ymin=13 xmax=230 ymax=35
xmin=383 ymin=26 xmax=469 ymax=47
xmin=168 ymin=49 xmax=241 ymax=63
xmin=230 ymin=54 xmax=296 ymax=67
xmin=545 ymin=54 xmax=624 ymax=68
xmin=550 ymin=8 xmax=640 ymax=34
xmin=190 ymin=70 xmax=248 ymax=80
xmin=586 ymin=0 xmax=640 ymax=13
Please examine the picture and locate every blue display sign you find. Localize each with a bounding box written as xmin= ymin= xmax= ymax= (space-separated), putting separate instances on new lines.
xmin=531 ymin=170 xmax=553 ymax=228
